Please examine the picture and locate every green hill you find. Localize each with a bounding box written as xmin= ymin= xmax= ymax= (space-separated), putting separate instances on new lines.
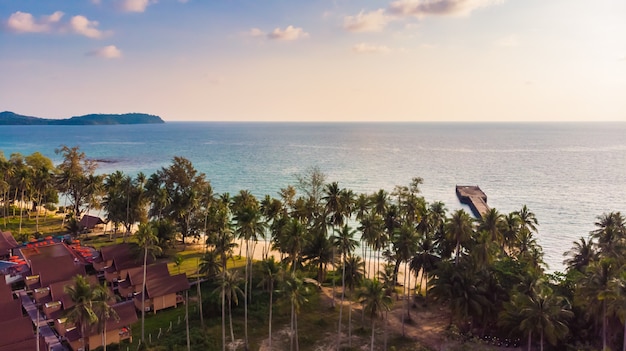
xmin=0 ymin=111 xmax=165 ymax=125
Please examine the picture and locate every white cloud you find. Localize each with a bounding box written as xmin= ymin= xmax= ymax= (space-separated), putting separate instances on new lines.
xmin=87 ymin=45 xmax=122 ymax=59
xmin=388 ymin=0 xmax=502 ymax=18
xmin=6 ymin=11 xmax=64 ymax=33
xmin=117 ymin=0 xmax=154 ymax=13
xmin=267 ymin=25 xmax=309 ymax=41
xmin=494 ymin=34 xmax=518 ymax=47
xmin=247 ymin=28 xmax=265 ymax=37
xmin=343 ymin=9 xmax=391 ymax=33
xmin=352 ymin=43 xmax=391 ymax=54
xmin=69 ymin=15 xmax=105 ymax=38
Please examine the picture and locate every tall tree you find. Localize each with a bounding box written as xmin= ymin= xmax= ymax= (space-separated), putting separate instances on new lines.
xmin=332 ymin=224 xmax=358 ymax=350
xmin=55 ymin=145 xmax=98 ymax=217
xmin=445 ymin=209 xmax=475 ymax=265
xmin=359 ymin=279 xmax=392 ymax=351
xmin=258 ymin=257 xmax=282 ymax=351
xmin=392 ymin=223 xmax=418 ymax=336
xmin=64 ymin=275 xmax=99 ymax=351
xmin=92 ymin=283 xmax=118 ymax=351
xmin=214 ymin=269 xmax=243 ymax=349
xmin=135 ymin=222 xmax=162 ymax=343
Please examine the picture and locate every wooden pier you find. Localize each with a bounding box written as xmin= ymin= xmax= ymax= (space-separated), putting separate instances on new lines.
xmin=456 ymin=185 xmax=489 ymax=218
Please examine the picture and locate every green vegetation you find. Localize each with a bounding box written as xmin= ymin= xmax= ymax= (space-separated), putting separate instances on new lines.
xmin=2 ymin=148 xmax=625 ymax=351
xmin=0 ymin=111 xmax=164 ymax=125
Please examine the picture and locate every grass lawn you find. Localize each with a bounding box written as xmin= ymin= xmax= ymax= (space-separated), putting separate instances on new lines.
xmin=1 ymin=212 xmax=65 ymax=239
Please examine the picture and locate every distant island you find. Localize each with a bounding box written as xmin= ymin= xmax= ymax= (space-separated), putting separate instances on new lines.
xmin=0 ymin=111 xmax=165 ymax=125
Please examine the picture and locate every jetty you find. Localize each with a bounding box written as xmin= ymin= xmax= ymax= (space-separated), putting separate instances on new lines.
xmin=456 ymin=185 xmax=489 ymax=218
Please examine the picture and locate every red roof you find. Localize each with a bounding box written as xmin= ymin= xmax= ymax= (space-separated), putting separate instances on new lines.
xmin=0 ymin=230 xmax=18 ymax=256
xmin=79 ymin=215 xmax=105 ymax=229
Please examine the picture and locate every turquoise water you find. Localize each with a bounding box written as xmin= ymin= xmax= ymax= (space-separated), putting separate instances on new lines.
xmin=2 ymin=122 xmax=625 ymax=271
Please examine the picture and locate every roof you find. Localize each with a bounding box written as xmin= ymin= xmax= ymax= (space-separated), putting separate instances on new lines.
xmin=49 ymin=275 xmax=100 ymax=309
xmin=0 ymin=316 xmax=35 ymax=348
xmin=145 ymin=273 xmax=190 ymax=298
xmin=79 ymin=214 xmax=105 ymax=229
xmin=0 ymin=230 xmax=18 ymax=256
xmin=0 ymin=281 xmax=13 ymax=302
xmin=0 ymin=299 xmax=23 ymax=320
xmin=65 ymin=301 xmax=138 ymax=341
xmin=122 ymin=262 xmax=170 ymax=287
xmin=29 ymin=254 xmax=86 ymax=287
xmin=0 ymin=337 xmax=45 ymax=351
xmin=98 ymin=243 xmax=133 ymax=263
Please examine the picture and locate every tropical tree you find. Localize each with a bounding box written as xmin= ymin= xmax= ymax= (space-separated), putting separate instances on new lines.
xmin=392 ymin=223 xmax=417 ymax=336
xmin=258 ymin=257 xmax=283 ymax=351
xmin=281 ymin=272 xmax=313 ymax=351
xmin=359 ymin=279 xmax=392 ymax=351
xmin=563 ymin=237 xmax=597 ymax=273
xmin=344 ymin=254 xmax=365 ymax=347
xmin=92 ymin=283 xmax=118 ymax=351
xmin=591 ymin=212 xmax=625 ymax=258
xmin=55 ymin=145 xmax=99 ymax=217
xmin=135 ymin=222 xmax=162 ymax=343
xmin=214 ymin=269 xmax=243 ymax=349
xmin=445 ymin=209 xmax=475 ymax=265
xmin=332 ymin=224 xmax=358 ymax=350
xmin=64 ymin=275 xmax=99 ymax=351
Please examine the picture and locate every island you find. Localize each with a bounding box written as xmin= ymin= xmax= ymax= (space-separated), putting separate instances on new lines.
xmin=0 ymin=111 xmax=165 ymax=125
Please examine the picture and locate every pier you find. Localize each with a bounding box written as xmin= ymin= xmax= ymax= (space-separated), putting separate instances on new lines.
xmin=456 ymin=185 xmax=489 ymax=218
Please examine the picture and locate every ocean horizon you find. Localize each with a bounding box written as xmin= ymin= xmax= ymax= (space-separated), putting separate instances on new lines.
xmin=2 ymin=121 xmax=625 ymax=271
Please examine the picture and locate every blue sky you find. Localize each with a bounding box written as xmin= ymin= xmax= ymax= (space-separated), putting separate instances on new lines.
xmin=1 ymin=0 xmax=625 ymax=122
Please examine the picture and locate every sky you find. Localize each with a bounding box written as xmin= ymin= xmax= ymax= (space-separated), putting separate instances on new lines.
xmin=1 ymin=0 xmax=625 ymax=122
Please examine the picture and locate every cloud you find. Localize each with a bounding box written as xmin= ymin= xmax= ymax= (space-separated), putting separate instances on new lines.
xmin=267 ymin=25 xmax=309 ymax=41
xmin=116 ymin=0 xmax=154 ymax=13
xmin=352 ymin=43 xmax=391 ymax=54
xmin=6 ymin=11 xmax=64 ymax=33
xmin=69 ymin=15 xmax=105 ymax=38
xmin=247 ymin=28 xmax=265 ymax=37
xmin=388 ymin=0 xmax=502 ymax=18
xmin=343 ymin=9 xmax=391 ymax=32
xmin=87 ymin=45 xmax=122 ymax=59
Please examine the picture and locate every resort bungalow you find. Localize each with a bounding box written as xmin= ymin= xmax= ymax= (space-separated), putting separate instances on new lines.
xmin=134 ymin=272 xmax=189 ymax=313
xmin=93 ymin=243 xmax=148 ymax=284
xmin=78 ymin=214 xmax=106 ymax=232
xmin=0 ymin=316 xmax=46 ymax=351
xmin=93 ymin=243 xmax=132 ymax=272
xmin=62 ymin=300 xmax=137 ymax=351
xmin=42 ymin=275 xmax=100 ymax=319
xmin=25 ymin=254 xmax=86 ymax=290
xmin=118 ymin=262 xmax=170 ymax=298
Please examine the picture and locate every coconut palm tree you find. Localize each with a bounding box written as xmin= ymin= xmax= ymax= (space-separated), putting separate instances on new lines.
xmin=214 ymin=269 xmax=243 ymax=349
xmin=281 ymin=272 xmax=312 ymax=351
xmin=478 ymin=208 xmax=505 ymax=246
xmin=359 ymin=279 xmax=392 ymax=351
xmin=591 ymin=212 xmax=625 ymax=258
xmin=64 ymin=275 xmax=99 ymax=351
xmin=445 ymin=209 xmax=475 ymax=265
xmin=392 ymin=223 xmax=418 ymax=336
xmin=92 ymin=283 xmax=118 ymax=351
xmin=258 ymin=257 xmax=282 ymax=350
xmin=135 ymin=222 xmax=162 ymax=343
xmin=332 ymin=224 xmax=358 ymax=350
xmin=563 ymin=237 xmax=597 ymax=273
xmin=200 ymin=249 xmax=222 ymax=280
xmin=344 ymin=254 xmax=365 ymax=347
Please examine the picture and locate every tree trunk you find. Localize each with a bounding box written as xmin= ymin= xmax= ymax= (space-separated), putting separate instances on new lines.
xmin=384 ymin=310 xmax=388 ymax=351
xmin=337 ymin=254 xmax=346 ymax=351
xmin=370 ymin=319 xmax=376 ymax=351
xmin=603 ymin=300 xmax=607 ymax=351
xmin=622 ymin=320 xmax=625 ymax=351
xmin=402 ymin=263 xmax=407 ymax=336
xmin=348 ymin=296 xmax=352 ymax=347
xmin=141 ymin=246 xmax=148 ymax=342
xmin=290 ymin=300 xmax=295 ymax=351
xmin=197 ymin=263 xmax=204 ymax=328
xmin=186 ymin=290 xmax=191 ymax=351
xmin=103 ymin=320 xmax=107 ymax=351
xmin=222 ymin=271 xmax=226 ymax=351
xmin=540 ymin=330 xmax=544 ymax=351
xmin=527 ymin=330 xmax=532 ymax=351
xmin=244 ymin=240 xmax=249 ymax=350
xmin=268 ymin=281 xmax=273 ymax=350
xmin=295 ymin=309 xmax=300 ymax=351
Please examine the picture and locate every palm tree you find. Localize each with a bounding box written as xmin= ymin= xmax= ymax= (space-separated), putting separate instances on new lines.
xmin=214 ymin=269 xmax=243 ymax=349
xmin=199 ymin=249 xmax=222 ymax=280
xmin=591 ymin=212 xmax=625 ymax=258
xmin=392 ymin=223 xmax=417 ymax=336
xmin=332 ymin=224 xmax=358 ymax=350
xmin=359 ymin=279 xmax=392 ymax=351
xmin=258 ymin=257 xmax=282 ymax=350
xmin=445 ymin=209 xmax=475 ymax=265
xmin=92 ymin=283 xmax=118 ymax=351
xmin=344 ymin=255 xmax=365 ymax=347
xmin=516 ymin=205 xmax=539 ymax=234
xmin=281 ymin=272 xmax=312 ymax=351
xmin=64 ymin=275 xmax=99 ymax=351
xmin=563 ymin=237 xmax=597 ymax=273
xmin=478 ymin=208 xmax=504 ymax=246
xmin=410 ymin=230 xmax=439 ymax=298
xmin=607 ymin=271 xmax=626 ymax=351
xmin=502 ymin=287 xmax=573 ymax=351
xmin=135 ymin=222 xmax=162 ymax=343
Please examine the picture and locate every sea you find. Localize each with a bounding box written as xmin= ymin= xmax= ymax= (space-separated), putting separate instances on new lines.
xmin=1 ymin=122 xmax=625 ymax=272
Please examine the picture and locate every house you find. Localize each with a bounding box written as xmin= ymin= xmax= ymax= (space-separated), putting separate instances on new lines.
xmin=0 ymin=316 xmax=46 ymax=351
xmin=118 ymin=262 xmax=170 ymax=298
xmin=92 ymin=243 xmax=148 ymax=283
xmin=63 ymin=300 xmax=137 ymax=351
xmin=41 ymin=275 xmax=100 ymax=319
xmin=26 ymin=254 xmax=86 ymax=290
xmin=134 ymin=272 xmax=189 ymax=313
xmin=79 ymin=214 xmax=106 ymax=231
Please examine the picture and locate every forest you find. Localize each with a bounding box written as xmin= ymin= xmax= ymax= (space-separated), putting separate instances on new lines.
xmin=1 ymin=146 xmax=625 ymax=351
